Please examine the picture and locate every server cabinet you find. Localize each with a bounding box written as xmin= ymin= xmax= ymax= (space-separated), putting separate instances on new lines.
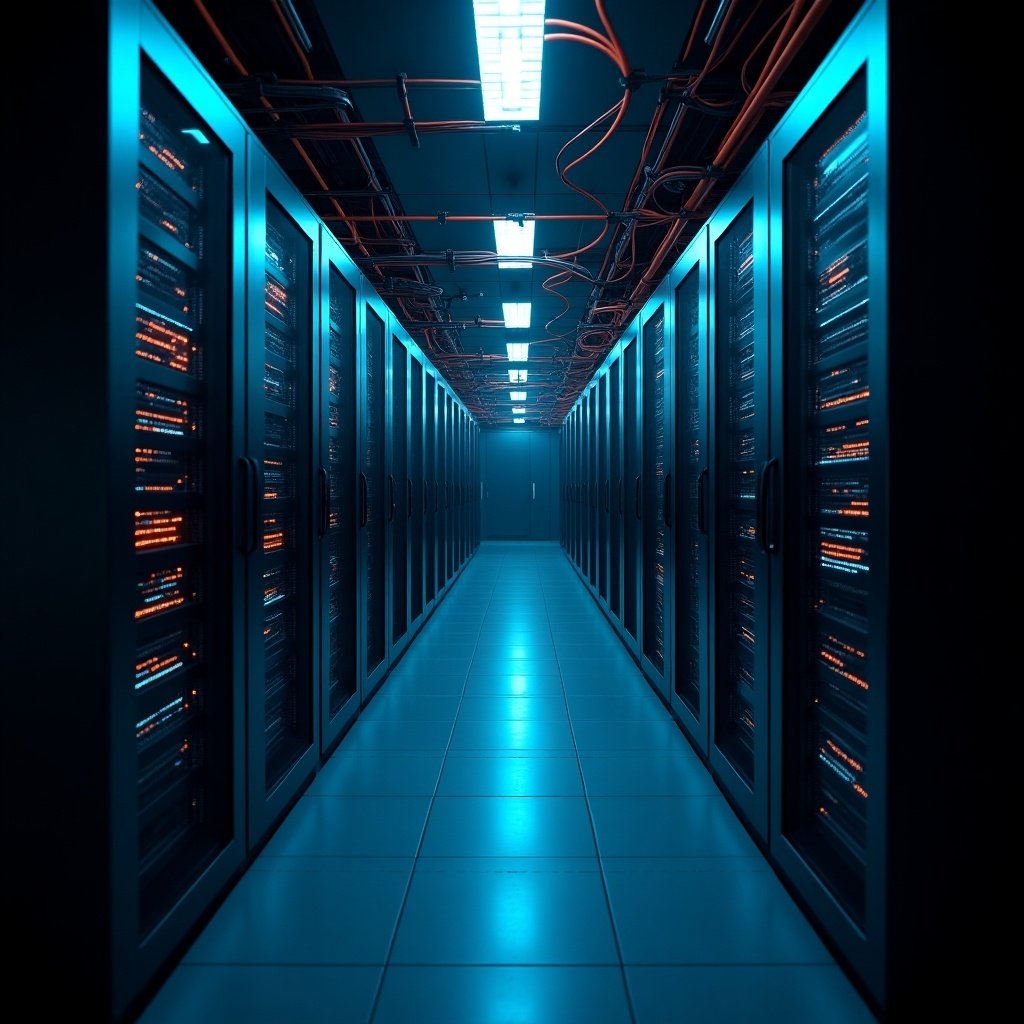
xmin=388 ymin=330 xmax=409 ymax=658
xmin=707 ymin=148 xmax=771 ymax=838
xmin=768 ymin=2 xmax=936 ymax=1011
xmin=436 ymin=385 xmax=447 ymax=597
xmin=360 ymin=290 xmax=390 ymax=695
xmin=670 ymin=230 xmax=711 ymax=754
xmin=409 ymin=351 xmax=425 ymax=627
xmin=608 ymin=356 xmax=623 ymax=623
xmin=425 ymin=373 xmax=438 ymax=609
xmin=588 ymin=385 xmax=599 ymax=591
xmin=621 ymin=324 xmax=642 ymax=656
xmin=456 ymin=406 xmax=464 ymax=569
xmin=318 ymin=230 xmax=359 ymax=755
xmin=445 ymin=391 xmax=454 ymax=583
xmin=598 ymin=372 xmax=610 ymax=603
xmin=575 ymin=405 xmax=584 ymax=572
xmin=640 ymin=291 xmax=673 ymax=701
xmin=244 ymin=154 xmax=318 ymax=848
xmin=19 ymin=10 xmax=251 ymax=1013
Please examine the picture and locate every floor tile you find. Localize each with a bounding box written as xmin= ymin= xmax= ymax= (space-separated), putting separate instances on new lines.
xmin=389 ymin=859 xmax=617 ymax=964
xmin=438 ymin=755 xmax=584 ymax=796
xmin=182 ymin=858 xmax=411 ymax=964
xmin=463 ymin=674 xmax=565 ymax=696
xmin=359 ymin=694 xmax=463 ymax=721
xmin=449 ymin=718 xmax=576 ymax=752
xmin=626 ymin=965 xmax=877 ymax=1024
xmin=419 ymin=796 xmax=596 ymax=857
xmin=604 ymin=858 xmax=831 ymax=964
xmin=566 ymin=694 xmax=668 ymax=721
xmin=571 ymin=719 xmax=693 ymax=752
xmin=579 ymin=754 xmax=716 ymax=797
xmin=457 ymin=695 xmax=568 ymax=721
xmin=588 ymin=795 xmax=760 ymax=857
xmin=261 ymin=796 xmax=431 ymax=857
xmin=307 ymin=752 xmax=444 ymax=797
xmin=374 ymin=966 xmax=633 ymax=1024
xmin=137 ymin=965 xmax=382 ymax=1024
xmin=341 ymin=718 xmax=455 ymax=751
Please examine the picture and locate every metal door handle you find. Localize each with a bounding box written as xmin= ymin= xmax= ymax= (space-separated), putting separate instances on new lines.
xmin=359 ymin=472 xmax=368 ymax=527
xmin=635 ymin=475 xmax=642 ymax=520
xmin=618 ymin=478 xmax=623 ymax=515
xmin=238 ymin=456 xmax=259 ymax=555
xmin=756 ymin=458 xmax=779 ymax=554
xmin=697 ymin=467 xmax=709 ymax=535
xmin=319 ymin=466 xmax=330 ymax=537
xmin=605 ymin=479 xmax=610 ymax=513
xmin=664 ymin=472 xmax=672 ymax=528
xmin=532 ymin=481 xmax=536 ymax=501
xmin=408 ymin=477 xmax=413 ymax=518
xmin=388 ymin=474 xmax=396 ymax=523
xmin=423 ymin=479 xmax=429 ymax=516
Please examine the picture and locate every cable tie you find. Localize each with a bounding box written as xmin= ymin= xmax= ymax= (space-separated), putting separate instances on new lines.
xmin=446 ymin=248 xmax=456 ymax=273
xmin=437 ymin=210 xmax=448 ymax=226
xmin=617 ymin=68 xmax=646 ymax=92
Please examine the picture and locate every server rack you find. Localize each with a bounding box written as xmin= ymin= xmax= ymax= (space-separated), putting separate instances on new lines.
xmin=588 ymin=385 xmax=600 ymax=592
xmin=640 ymin=287 xmax=674 ymax=701
xmin=244 ymin=154 xmax=319 ymax=849
xmin=359 ymin=289 xmax=390 ymax=695
xmin=456 ymin=406 xmax=464 ymax=569
xmin=608 ymin=355 xmax=622 ymax=624
xmin=598 ymin=372 xmax=610 ymax=604
xmin=621 ymin=323 xmax=642 ymax=658
xmin=669 ymin=229 xmax=711 ymax=754
xmin=387 ymin=329 xmax=410 ymax=660
xmin=409 ymin=350 xmax=425 ymax=628
xmin=444 ymin=391 xmax=454 ymax=584
xmin=425 ymin=373 xmax=438 ymax=610
xmin=707 ymin=148 xmax=772 ymax=838
xmin=318 ymin=230 xmax=360 ymax=755
xmin=765 ymin=2 xmax=986 ymax=1012
xmin=436 ymin=384 xmax=447 ymax=598
xmin=10 ymin=5 xmax=248 ymax=1014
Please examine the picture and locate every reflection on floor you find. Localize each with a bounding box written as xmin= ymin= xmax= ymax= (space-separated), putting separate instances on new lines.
xmin=138 ymin=541 xmax=877 ymax=1024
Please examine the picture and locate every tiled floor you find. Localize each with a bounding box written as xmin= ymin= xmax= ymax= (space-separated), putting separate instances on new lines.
xmin=138 ymin=541 xmax=877 ymax=1024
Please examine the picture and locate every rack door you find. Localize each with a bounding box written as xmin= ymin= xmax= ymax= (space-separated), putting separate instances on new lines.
xmin=318 ymin=232 xmax=359 ymax=754
xmin=670 ymin=230 xmax=711 ymax=753
xmin=425 ymin=374 xmax=438 ymax=610
xmin=621 ymin=326 xmax=641 ymax=657
xmin=360 ymin=291 xmax=389 ymax=694
xmin=708 ymin=150 xmax=771 ymax=837
xmin=388 ymin=331 xmax=409 ymax=658
xmin=608 ymin=357 xmax=622 ymax=625
xmin=770 ymin=2 xmax=887 ymax=999
xmin=245 ymin=157 xmax=318 ymax=846
xmin=640 ymin=293 xmax=672 ymax=700
xmin=588 ymin=386 xmax=599 ymax=591
xmin=409 ymin=352 xmax=425 ymax=627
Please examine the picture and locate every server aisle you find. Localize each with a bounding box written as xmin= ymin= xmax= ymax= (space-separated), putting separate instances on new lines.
xmin=138 ymin=543 xmax=875 ymax=1024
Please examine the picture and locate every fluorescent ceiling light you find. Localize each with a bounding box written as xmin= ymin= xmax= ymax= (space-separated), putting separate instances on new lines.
xmin=181 ymin=127 xmax=210 ymax=144
xmin=502 ymin=302 xmax=531 ymax=328
xmin=473 ymin=0 xmax=546 ymax=122
xmin=510 ymin=390 xmax=527 ymax=401
xmin=513 ymin=417 xmax=526 ymax=424
xmin=494 ymin=220 xmax=535 ymax=268
xmin=506 ymin=342 xmax=529 ymax=361
xmin=512 ymin=406 xmax=526 ymax=414
xmin=508 ymin=369 xmax=528 ymax=384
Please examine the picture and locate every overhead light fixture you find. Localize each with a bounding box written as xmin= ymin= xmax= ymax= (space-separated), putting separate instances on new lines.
xmin=494 ymin=220 xmax=535 ymax=269
xmin=508 ymin=369 xmax=528 ymax=384
xmin=513 ymin=417 xmax=526 ymax=424
xmin=472 ymin=0 xmax=546 ymax=122
xmin=510 ymin=390 xmax=527 ymax=401
xmin=181 ymin=128 xmax=210 ymax=144
xmin=512 ymin=406 xmax=526 ymax=414
xmin=506 ymin=342 xmax=529 ymax=361
xmin=502 ymin=302 xmax=531 ymax=328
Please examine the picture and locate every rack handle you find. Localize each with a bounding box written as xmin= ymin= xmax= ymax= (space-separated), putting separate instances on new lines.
xmin=238 ymin=457 xmax=258 ymax=555
xmin=318 ymin=466 xmax=330 ymax=537
xmin=635 ymin=475 xmax=642 ymax=520
xmin=605 ymin=479 xmax=610 ymax=513
xmin=618 ymin=478 xmax=623 ymax=515
xmin=359 ymin=472 xmax=368 ymax=528
xmin=423 ymin=479 xmax=429 ymax=517
xmin=388 ymin=475 xmax=396 ymax=523
xmin=697 ymin=467 xmax=708 ymax=535
xmin=756 ymin=458 xmax=779 ymax=554
xmin=435 ymin=479 xmax=439 ymax=512
xmin=664 ymin=472 xmax=673 ymax=528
